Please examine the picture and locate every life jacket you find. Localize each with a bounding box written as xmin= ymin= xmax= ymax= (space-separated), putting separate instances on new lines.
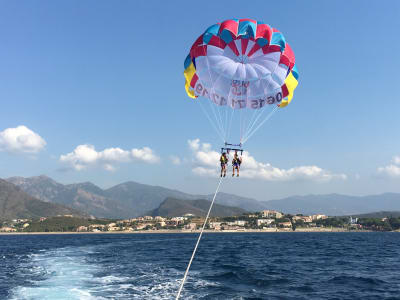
xmin=220 ymin=156 xmax=227 ymax=163
xmin=233 ymin=156 xmax=241 ymax=165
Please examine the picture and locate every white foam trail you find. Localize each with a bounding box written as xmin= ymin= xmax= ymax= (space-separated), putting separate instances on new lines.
xmin=9 ymin=245 xmax=216 ymax=300
xmin=10 ymin=247 xmax=104 ymax=300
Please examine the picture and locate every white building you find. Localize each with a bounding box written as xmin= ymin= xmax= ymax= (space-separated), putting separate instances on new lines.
xmin=292 ymin=216 xmax=313 ymax=223
xmin=261 ymin=210 xmax=283 ymax=218
xmin=257 ymin=219 xmax=274 ymax=226
xmin=171 ymin=217 xmax=185 ymax=224
xmin=209 ymin=222 xmax=222 ymax=230
xmin=311 ymin=214 xmax=327 ymax=221
xmin=185 ymin=223 xmax=197 ymax=230
xmin=76 ymin=226 xmax=88 ymax=232
xmin=235 ymin=220 xmax=247 ymax=226
xmin=279 ymin=222 xmax=292 ymax=228
xmin=157 ymin=221 xmax=166 ymax=227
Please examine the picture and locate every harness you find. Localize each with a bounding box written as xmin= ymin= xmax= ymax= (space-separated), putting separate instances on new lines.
xmin=232 ymin=156 xmax=241 ymax=166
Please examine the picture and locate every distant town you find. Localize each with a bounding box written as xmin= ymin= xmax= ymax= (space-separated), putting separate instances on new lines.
xmin=2 ymin=209 xmax=400 ymax=233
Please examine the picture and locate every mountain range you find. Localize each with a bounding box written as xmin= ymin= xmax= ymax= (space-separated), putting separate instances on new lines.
xmin=5 ymin=175 xmax=400 ymax=218
xmin=6 ymin=175 xmax=265 ymax=218
xmin=264 ymin=193 xmax=400 ymax=216
xmin=149 ymin=197 xmax=246 ymax=218
xmin=0 ymin=179 xmax=85 ymax=220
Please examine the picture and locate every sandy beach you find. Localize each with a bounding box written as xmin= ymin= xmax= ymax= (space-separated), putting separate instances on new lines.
xmin=0 ymin=227 xmax=359 ymax=235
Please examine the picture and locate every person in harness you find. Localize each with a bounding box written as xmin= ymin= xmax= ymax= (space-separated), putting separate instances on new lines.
xmin=220 ymin=152 xmax=228 ymax=177
xmin=232 ymin=150 xmax=242 ymax=177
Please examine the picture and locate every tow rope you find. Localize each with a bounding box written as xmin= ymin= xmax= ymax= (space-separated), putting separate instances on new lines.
xmin=176 ymin=176 xmax=224 ymax=299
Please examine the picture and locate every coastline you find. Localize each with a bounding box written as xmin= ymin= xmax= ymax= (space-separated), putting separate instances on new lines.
xmin=0 ymin=228 xmax=373 ymax=235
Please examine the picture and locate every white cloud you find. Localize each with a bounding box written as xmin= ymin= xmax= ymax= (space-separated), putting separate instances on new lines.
xmin=131 ymin=147 xmax=159 ymax=163
xmin=188 ymin=138 xmax=200 ymax=151
xmin=377 ymin=156 xmax=400 ymax=178
xmin=0 ymin=125 xmax=46 ymax=154
xmin=187 ymin=138 xmax=347 ymax=182
xmin=378 ymin=165 xmax=400 ymax=177
xmin=170 ymin=155 xmax=181 ymax=165
xmin=192 ymin=166 xmax=217 ymax=176
xmin=60 ymin=144 xmax=159 ymax=171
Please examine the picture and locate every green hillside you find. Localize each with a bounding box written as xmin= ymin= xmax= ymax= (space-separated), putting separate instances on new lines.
xmin=0 ymin=179 xmax=86 ymax=220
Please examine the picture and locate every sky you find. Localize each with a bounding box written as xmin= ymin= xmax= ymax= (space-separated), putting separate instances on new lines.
xmin=0 ymin=0 xmax=399 ymax=201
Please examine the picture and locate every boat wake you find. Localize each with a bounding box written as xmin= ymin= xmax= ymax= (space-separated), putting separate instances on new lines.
xmin=9 ymin=244 xmax=215 ymax=300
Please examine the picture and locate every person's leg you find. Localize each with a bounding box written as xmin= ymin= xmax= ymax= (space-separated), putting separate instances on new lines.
xmin=237 ymin=166 xmax=239 ymax=177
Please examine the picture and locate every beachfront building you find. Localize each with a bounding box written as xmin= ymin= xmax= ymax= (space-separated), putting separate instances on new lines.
xmin=261 ymin=210 xmax=283 ymax=219
xmin=311 ymin=214 xmax=327 ymax=220
xmin=257 ymin=219 xmax=274 ymax=227
xmin=292 ymin=216 xmax=313 ymax=223
xmin=236 ymin=220 xmax=247 ymax=226
xmin=185 ymin=223 xmax=197 ymax=231
xmin=209 ymin=222 xmax=222 ymax=230
xmin=136 ymin=224 xmax=148 ymax=230
xmin=117 ymin=219 xmax=132 ymax=225
xmin=0 ymin=227 xmax=16 ymax=232
xmin=13 ymin=219 xmax=29 ymax=224
xmin=279 ymin=222 xmax=292 ymax=228
xmin=171 ymin=217 xmax=186 ymax=223
xmin=108 ymin=226 xmax=120 ymax=231
xmin=227 ymin=220 xmax=247 ymax=226
xmin=157 ymin=221 xmax=166 ymax=227
xmin=89 ymin=224 xmax=106 ymax=231
xmin=77 ymin=226 xmax=88 ymax=232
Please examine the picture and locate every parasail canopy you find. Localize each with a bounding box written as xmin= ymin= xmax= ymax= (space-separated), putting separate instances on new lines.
xmin=184 ymin=19 xmax=299 ymax=144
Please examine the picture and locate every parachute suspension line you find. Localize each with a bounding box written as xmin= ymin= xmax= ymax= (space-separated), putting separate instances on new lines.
xmin=203 ymin=78 xmax=225 ymax=139
xmin=202 ymin=44 xmax=226 ymax=138
xmin=240 ymin=84 xmax=251 ymax=144
xmin=224 ymin=87 xmax=235 ymax=143
xmin=239 ymin=108 xmax=243 ymax=143
xmin=243 ymin=108 xmax=260 ymax=141
xmin=198 ymin=99 xmax=225 ymax=142
xmin=242 ymin=82 xmax=261 ymax=140
xmin=242 ymin=58 xmax=281 ymax=144
xmin=216 ymin=104 xmax=226 ymax=139
xmin=224 ymin=105 xmax=228 ymax=142
xmin=176 ymin=176 xmax=224 ymax=300
xmin=242 ymin=105 xmax=272 ymax=142
xmin=226 ymin=105 xmax=235 ymax=144
xmin=242 ymin=106 xmax=278 ymax=144
xmin=206 ymin=95 xmax=225 ymax=139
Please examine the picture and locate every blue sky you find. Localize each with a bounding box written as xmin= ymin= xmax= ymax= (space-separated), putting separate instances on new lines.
xmin=0 ymin=1 xmax=399 ymax=201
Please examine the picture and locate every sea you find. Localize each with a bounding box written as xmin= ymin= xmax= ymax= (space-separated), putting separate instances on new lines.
xmin=1 ymin=232 xmax=400 ymax=300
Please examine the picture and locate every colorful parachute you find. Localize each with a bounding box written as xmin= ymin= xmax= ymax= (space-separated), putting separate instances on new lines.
xmin=184 ymin=19 xmax=299 ymax=144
